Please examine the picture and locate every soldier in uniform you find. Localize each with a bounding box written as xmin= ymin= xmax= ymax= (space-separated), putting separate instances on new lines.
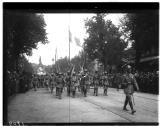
xmin=80 ymin=70 xmax=88 ymax=97
xmin=122 ymin=65 xmax=139 ymax=114
xmin=80 ymin=73 xmax=85 ymax=94
xmin=99 ymin=73 xmax=103 ymax=88
xmin=46 ymin=75 xmax=50 ymax=91
xmin=66 ymin=71 xmax=71 ymax=96
xmin=108 ymin=73 xmax=112 ymax=88
xmin=56 ymin=73 xmax=64 ymax=99
xmin=84 ymin=70 xmax=90 ymax=97
xmin=55 ymin=73 xmax=58 ymax=96
xmin=32 ymin=74 xmax=37 ymax=91
xmin=71 ymin=72 xmax=77 ymax=98
xmin=50 ymin=73 xmax=55 ymax=94
xmin=77 ymin=74 xmax=81 ymax=92
xmin=93 ymin=71 xmax=99 ymax=96
xmin=114 ymin=73 xmax=122 ymax=91
xmin=103 ymin=71 xmax=109 ymax=96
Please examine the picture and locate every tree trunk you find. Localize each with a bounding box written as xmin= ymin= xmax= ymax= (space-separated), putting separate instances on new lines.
xmin=15 ymin=56 xmax=20 ymax=93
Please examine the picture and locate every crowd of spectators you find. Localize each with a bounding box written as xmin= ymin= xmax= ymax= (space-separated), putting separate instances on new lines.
xmin=134 ymin=71 xmax=159 ymax=94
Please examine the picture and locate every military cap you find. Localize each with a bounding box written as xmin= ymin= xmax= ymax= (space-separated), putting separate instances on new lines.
xmin=84 ymin=69 xmax=87 ymax=72
xmin=104 ymin=71 xmax=107 ymax=74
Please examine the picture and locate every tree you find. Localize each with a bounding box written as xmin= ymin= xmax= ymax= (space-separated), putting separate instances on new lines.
xmin=4 ymin=10 xmax=47 ymax=95
xmin=120 ymin=10 xmax=158 ymax=69
xmin=4 ymin=10 xmax=47 ymax=73
xmin=52 ymin=57 xmax=70 ymax=73
xmin=84 ymin=13 xmax=127 ymax=71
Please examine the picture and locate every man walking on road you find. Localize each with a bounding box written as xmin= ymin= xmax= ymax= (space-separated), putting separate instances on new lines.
xmin=66 ymin=71 xmax=71 ymax=96
xmin=103 ymin=71 xmax=109 ymax=96
xmin=50 ymin=73 xmax=55 ymax=94
xmin=71 ymin=72 xmax=77 ymax=98
xmin=122 ymin=65 xmax=139 ymax=115
xmin=56 ymin=73 xmax=64 ymax=99
xmin=32 ymin=74 xmax=37 ymax=91
xmin=93 ymin=71 xmax=99 ymax=96
xmin=80 ymin=70 xmax=89 ymax=97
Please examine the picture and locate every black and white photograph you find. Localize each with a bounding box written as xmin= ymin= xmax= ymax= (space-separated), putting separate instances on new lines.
xmin=3 ymin=2 xmax=159 ymax=126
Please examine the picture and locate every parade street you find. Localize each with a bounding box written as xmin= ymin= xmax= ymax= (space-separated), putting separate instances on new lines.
xmin=8 ymin=88 xmax=158 ymax=123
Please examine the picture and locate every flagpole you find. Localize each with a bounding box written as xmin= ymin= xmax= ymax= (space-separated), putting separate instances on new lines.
xmin=55 ymin=48 xmax=57 ymax=64
xmin=55 ymin=47 xmax=57 ymax=72
xmin=68 ymin=25 xmax=70 ymax=65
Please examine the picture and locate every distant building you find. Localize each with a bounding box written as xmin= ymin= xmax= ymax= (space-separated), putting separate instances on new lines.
xmin=37 ymin=56 xmax=46 ymax=75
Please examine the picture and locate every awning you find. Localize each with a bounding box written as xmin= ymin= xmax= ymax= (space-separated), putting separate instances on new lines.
xmin=140 ymin=56 xmax=159 ymax=63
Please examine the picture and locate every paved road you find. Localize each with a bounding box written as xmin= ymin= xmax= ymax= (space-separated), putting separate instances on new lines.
xmin=8 ymin=87 xmax=158 ymax=123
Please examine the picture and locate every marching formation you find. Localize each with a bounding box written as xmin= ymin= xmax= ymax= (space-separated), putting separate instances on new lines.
xmin=31 ymin=69 xmax=110 ymax=99
xmin=31 ymin=65 xmax=140 ymax=115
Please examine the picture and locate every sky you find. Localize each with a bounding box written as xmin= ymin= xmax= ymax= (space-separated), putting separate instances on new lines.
xmin=28 ymin=13 xmax=125 ymax=66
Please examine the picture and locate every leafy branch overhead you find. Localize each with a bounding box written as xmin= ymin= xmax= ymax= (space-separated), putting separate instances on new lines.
xmin=4 ymin=11 xmax=48 ymax=59
xmin=4 ymin=10 xmax=48 ymax=76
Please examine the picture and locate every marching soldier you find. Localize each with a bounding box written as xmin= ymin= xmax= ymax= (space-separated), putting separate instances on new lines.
xmin=50 ymin=73 xmax=55 ymax=94
xmin=93 ymin=71 xmax=99 ymax=96
xmin=66 ymin=71 xmax=71 ymax=96
xmin=32 ymin=74 xmax=37 ymax=91
xmin=103 ymin=71 xmax=109 ymax=96
xmin=99 ymin=73 xmax=103 ymax=88
xmin=56 ymin=72 xmax=64 ymax=99
xmin=81 ymin=74 xmax=87 ymax=97
xmin=114 ymin=73 xmax=122 ymax=91
xmin=80 ymin=73 xmax=85 ymax=94
xmin=84 ymin=69 xmax=90 ymax=97
xmin=45 ymin=75 xmax=50 ymax=91
xmin=77 ymin=74 xmax=81 ymax=92
xmin=122 ymin=65 xmax=139 ymax=115
xmin=108 ymin=73 xmax=112 ymax=88
xmin=80 ymin=70 xmax=88 ymax=97
xmin=55 ymin=73 xmax=59 ymax=96
xmin=71 ymin=72 xmax=77 ymax=98
xmin=39 ymin=76 xmax=42 ymax=88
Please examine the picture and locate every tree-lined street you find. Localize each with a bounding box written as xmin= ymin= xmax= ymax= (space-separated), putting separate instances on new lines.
xmin=4 ymin=3 xmax=159 ymax=126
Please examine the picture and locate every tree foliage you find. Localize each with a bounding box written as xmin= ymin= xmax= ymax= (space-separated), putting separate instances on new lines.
xmin=4 ymin=10 xmax=47 ymax=95
xmin=4 ymin=10 xmax=47 ymax=70
xmin=4 ymin=11 xmax=47 ymax=60
xmin=120 ymin=10 xmax=158 ymax=68
xmin=84 ymin=13 xmax=127 ymax=70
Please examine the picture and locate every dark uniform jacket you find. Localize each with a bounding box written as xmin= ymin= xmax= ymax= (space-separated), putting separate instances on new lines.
xmin=103 ymin=75 xmax=109 ymax=88
xmin=56 ymin=76 xmax=63 ymax=88
xmin=93 ymin=74 xmax=99 ymax=88
xmin=122 ymin=73 xmax=139 ymax=95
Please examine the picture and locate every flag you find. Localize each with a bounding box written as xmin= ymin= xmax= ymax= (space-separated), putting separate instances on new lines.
xmin=69 ymin=30 xmax=72 ymax=43
xmin=71 ymin=65 xmax=75 ymax=77
xmin=57 ymin=64 xmax=61 ymax=72
xmin=80 ymin=65 xmax=84 ymax=73
xmin=69 ymin=64 xmax=75 ymax=77
xmin=55 ymin=48 xmax=57 ymax=62
xmin=74 ymin=37 xmax=81 ymax=47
